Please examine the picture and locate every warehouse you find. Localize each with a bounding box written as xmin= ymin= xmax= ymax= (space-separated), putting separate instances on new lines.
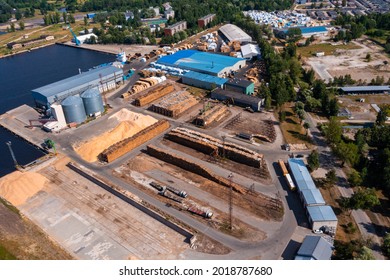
xmin=339 ymin=85 xmax=390 ymax=95
xmin=219 ymin=24 xmax=252 ymax=43
xmin=181 ymin=71 xmax=228 ymax=90
xmin=157 ymin=50 xmax=246 ymax=77
xmin=225 ymin=78 xmax=255 ymax=95
xmin=288 ymin=158 xmax=317 ymax=191
xmin=241 ymin=43 xmax=261 ymax=59
xmin=288 ymin=158 xmax=337 ymax=231
xmin=295 ymin=235 xmax=333 ymax=260
xmin=300 ymin=189 xmax=326 ymax=207
xmin=211 ymin=89 xmax=264 ymax=111
xmin=275 ymin=26 xmax=328 ymax=39
xmin=307 ymin=205 xmax=338 ymax=231
xmin=32 ymin=65 xmax=123 ymax=110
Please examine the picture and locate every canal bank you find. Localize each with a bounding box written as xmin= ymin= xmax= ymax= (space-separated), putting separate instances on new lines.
xmin=0 ymin=44 xmax=115 ymax=177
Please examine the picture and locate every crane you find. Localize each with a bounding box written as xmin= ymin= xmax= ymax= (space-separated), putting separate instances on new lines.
xmin=68 ymin=24 xmax=80 ymax=46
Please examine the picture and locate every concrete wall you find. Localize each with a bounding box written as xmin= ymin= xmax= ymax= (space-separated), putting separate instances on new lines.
xmin=100 ymin=120 xmax=170 ymax=162
xmin=147 ymin=145 xmax=246 ymax=194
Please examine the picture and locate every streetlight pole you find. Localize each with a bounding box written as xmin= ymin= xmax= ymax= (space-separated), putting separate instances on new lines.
xmin=228 ymin=172 xmax=233 ymax=230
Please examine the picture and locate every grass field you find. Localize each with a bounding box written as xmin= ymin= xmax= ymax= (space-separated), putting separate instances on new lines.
xmin=0 ymin=21 xmax=99 ymax=57
xmin=278 ymin=105 xmax=313 ymax=146
xmin=297 ymin=42 xmax=361 ymax=58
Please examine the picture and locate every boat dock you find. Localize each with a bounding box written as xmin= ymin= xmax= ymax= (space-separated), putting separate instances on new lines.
xmin=0 ymin=104 xmax=47 ymax=148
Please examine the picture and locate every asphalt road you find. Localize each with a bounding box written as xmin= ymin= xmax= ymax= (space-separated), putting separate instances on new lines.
xmin=305 ymin=112 xmax=384 ymax=259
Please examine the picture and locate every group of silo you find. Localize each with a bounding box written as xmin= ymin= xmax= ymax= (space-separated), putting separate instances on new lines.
xmin=61 ymin=88 xmax=104 ymax=124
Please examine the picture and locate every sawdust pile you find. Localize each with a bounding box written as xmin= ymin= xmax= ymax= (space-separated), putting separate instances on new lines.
xmin=75 ymin=109 xmax=157 ymax=162
xmin=0 ymin=171 xmax=47 ymax=206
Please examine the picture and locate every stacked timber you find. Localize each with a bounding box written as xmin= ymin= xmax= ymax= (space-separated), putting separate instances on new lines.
xmin=166 ymin=127 xmax=264 ymax=168
xmin=99 ymin=120 xmax=170 ymax=163
xmin=151 ymin=91 xmax=198 ymax=118
xmin=194 ymin=105 xmax=229 ymax=127
xmin=134 ymin=84 xmax=174 ymax=107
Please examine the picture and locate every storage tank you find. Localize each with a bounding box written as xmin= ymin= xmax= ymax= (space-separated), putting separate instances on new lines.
xmin=61 ymin=95 xmax=86 ymax=124
xmin=81 ymin=88 xmax=104 ymax=116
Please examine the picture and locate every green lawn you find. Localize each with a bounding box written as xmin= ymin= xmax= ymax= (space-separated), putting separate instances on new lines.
xmin=0 ymin=244 xmax=17 ymax=260
xmin=298 ymin=43 xmax=361 ymax=57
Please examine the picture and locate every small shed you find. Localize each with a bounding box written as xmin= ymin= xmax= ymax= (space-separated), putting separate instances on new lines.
xmin=295 ymin=235 xmax=333 ymax=260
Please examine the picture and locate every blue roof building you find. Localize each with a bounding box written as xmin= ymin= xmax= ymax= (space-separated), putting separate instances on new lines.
xmin=288 ymin=158 xmax=317 ymax=191
xmin=32 ymin=65 xmax=123 ymax=109
xmin=307 ymin=205 xmax=338 ymax=231
xmin=295 ymin=235 xmax=333 ymax=260
xmin=301 ymin=189 xmax=326 ymax=206
xmin=157 ymin=50 xmax=246 ymax=77
xmin=181 ymin=71 xmax=228 ymax=90
xmin=339 ymin=86 xmax=390 ymax=94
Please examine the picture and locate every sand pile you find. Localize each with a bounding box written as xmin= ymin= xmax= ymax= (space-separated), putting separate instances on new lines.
xmin=0 ymin=171 xmax=47 ymax=206
xmin=75 ymin=109 xmax=157 ymax=162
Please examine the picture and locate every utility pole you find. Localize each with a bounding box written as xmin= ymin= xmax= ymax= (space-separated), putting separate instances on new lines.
xmin=228 ymin=172 xmax=233 ymax=230
xmin=6 ymin=141 xmax=19 ymax=168
xmin=222 ymin=135 xmax=226 ymax=159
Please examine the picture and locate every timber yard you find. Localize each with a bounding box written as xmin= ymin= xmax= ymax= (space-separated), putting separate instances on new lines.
xmin=1 ymin=2 xmax=390 ymax=262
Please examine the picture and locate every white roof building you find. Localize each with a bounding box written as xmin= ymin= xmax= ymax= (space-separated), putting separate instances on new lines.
xmin=241 ymin=44 xmax=261 ymax=59
xmin=219 ymin=24 xmax=252 ymax=43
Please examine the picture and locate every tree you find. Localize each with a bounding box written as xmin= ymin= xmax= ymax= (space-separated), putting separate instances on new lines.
xmin=326 ymin=169 xmax=338 ymax=185
xmin=376 ymin=108 xmax=388 ymax=126
xmin=366 ymin=53 xmax=371 ymax=62
xmin=287 ymin=27 xmax=302 ymax=42
xmin=19 ymin=21 xmax=25 ymax=31
xmin=355 ymin=246 xmax=375 ymax=260
xmin=383 ymin=233 xmax=390 ymax=258
xmin=348 ymin=169 xmax=362 ymax=187
xmin=348 ymin=188 xmax=380 ymax=210
xmin=63 ymin=12 xmax=67 ymax=24
xmin=335 ymin=141 xmax=359 ymax=167
xmin=303 ymin=122 xmax=310 ymax=135
xmin=68 ymin=14 xmax=75 ymax=24
xmin=324 ymin=117 xmax=342 ymax=144
xmin=308 ymin=150 xmax=320 ymax=171
xmin=84 ymin=17 xmax=88 ymax=26
xmin=15 ymin=10 xmax=22 ymax=21
xmin=10 ymin=22 xmax=15 ymax=32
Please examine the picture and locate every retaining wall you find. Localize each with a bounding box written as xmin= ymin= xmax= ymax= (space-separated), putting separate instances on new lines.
xmin=100 ymin=120 xmax=170 ymax=162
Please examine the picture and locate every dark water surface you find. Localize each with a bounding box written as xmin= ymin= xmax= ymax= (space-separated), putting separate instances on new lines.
xmin=0 ymin=44 xmax=115 ymax=176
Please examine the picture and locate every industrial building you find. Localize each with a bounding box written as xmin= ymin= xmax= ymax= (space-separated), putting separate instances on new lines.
xmin=225 ymin=78 xmax=255 ymax=95
xmin=339 ymin=85 xmax=390 ymax=95
xmin=307 ymin=205 xmax=338 ymax=231
xmin=288 ymin=158 xmax=337 ymax=231
xmin=73 ymin=33 xmax=98 ymax=44
xmin=211 ymin=89 xmax=264 ymax=111
xmin=198 ymin=14 xmax=216 ymax=28
xmin=157 ymin=50 xmax=246 ymax=77
xmin=164 ymin=21 xmax=187 ymax=36
xmin=181 ymin=71 xmax=228 ymax=90
xmin=219 ymin=24 xmax=252 ymax=43
xmin=31 ymin=65 xmax=123 ymax=110
xmin=275 ymin=26 xmax=328 ymax=39
xmin=295 ymin=235 xmax=333 ymax=260
xmin=241 ymin=44 xmax=261 ymax=59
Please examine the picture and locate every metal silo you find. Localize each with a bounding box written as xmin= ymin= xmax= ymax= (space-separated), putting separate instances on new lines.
xmin=81 ymin=88 xmax=104 ymax=116
xmin=61 ymin=95 xmax=86 ymax=124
